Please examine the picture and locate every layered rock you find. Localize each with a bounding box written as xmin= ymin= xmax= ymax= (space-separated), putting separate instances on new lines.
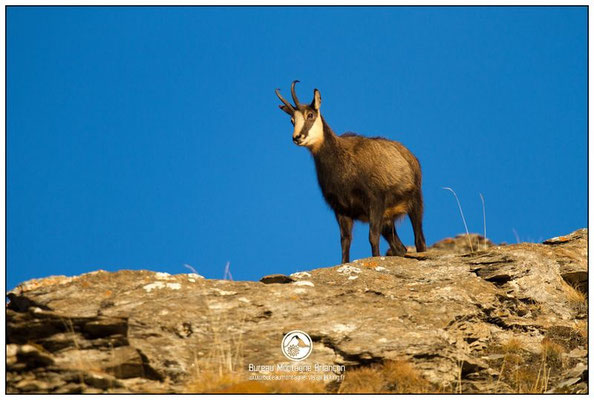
xmin=6 ymin=229 xmax=588 ymax=393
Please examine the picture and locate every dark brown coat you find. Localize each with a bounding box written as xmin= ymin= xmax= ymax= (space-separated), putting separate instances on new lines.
xmin=276 ymin=82 xmax=426 ymax=263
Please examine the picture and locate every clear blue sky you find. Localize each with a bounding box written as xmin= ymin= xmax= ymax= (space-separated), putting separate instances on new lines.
xmin=7 ymin=6 xmax=587 ymax=289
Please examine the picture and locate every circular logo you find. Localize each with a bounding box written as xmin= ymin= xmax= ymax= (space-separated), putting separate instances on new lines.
xmin=281 ymin=330 xmax=313 ymax=361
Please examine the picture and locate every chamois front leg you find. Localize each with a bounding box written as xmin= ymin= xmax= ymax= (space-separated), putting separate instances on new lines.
xmin=368 ymin=202 xmax=384 ymax=258
xmin=335 ymin=213 xmax=353 ymax=264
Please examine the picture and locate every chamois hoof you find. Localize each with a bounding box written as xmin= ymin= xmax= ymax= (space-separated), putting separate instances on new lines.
xmin=386 ymin=247 xmax=407 ymax=257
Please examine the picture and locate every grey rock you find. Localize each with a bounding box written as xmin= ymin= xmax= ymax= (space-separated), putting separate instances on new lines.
xmin=430 ymin=233 xmax=496 ymax=253
xmin=17 ymin=344 xmax=54 ymax=367
xmin=547 ymin=377 xmax=582 ymax=393
xmin=6 ymin=229 xmax=588 ymax=393
xmin=565 ymin=362 xmax=588 ymax=381
xmin=83 ymin=372 xmax=124 ymax=390
xmin=567 ymin=348 xmax=588 ymax=359
xmin=259 ymin=274 xmax=295 ymax=284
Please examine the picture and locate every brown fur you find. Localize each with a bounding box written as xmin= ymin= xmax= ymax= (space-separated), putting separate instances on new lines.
xmin=277 ymin=83 xmax=426 ymax=262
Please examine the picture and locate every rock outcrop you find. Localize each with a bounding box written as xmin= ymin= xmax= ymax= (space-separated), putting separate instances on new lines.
xmin=6 ymin=229 xmax=588 ymax=393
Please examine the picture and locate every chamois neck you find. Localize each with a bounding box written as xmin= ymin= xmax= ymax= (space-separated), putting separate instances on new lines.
xmin=311 ymin=116 xmax=338 ymax=155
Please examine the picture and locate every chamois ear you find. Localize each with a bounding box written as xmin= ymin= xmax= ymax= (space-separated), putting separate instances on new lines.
xmin=279 ymin=104 xmax=294 ymax=116
xmin=312 ymin=89 xmax=322 ymax=110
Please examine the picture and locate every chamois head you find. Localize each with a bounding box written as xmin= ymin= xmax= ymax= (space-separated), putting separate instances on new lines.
xmin=276 ymin=80 xmax=324 ymax=151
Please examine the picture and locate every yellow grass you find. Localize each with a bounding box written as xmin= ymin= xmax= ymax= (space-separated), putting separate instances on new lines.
xmin=562 ymin=281 xmax=587 ymax=305
xmin=500 ymin=338 xmax=524 ymax=354
xmin=493 ymin=336 xmax=569 ymax=393
xmin=540 ymin=338 xmax=565 ymax=362
xmin=185 ymin=353 xmax=431 ymax=394
xmin=338 ymin=366 xmax=386 ymax=393
xmin=185 ymin=370 xmax=326 ymax=393
xmin=339 ymin=360 xmax=432 ymax=393
xmin=573 ymin=320 xmax=587 ymax=341
xmin=183 ymin=306 xmax=328 ymax=394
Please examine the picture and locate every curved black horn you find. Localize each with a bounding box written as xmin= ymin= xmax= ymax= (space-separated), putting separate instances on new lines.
xmin=291 ymin=80 xmax=301 ymax=107
xmin=275 ymin=88 xmax=294 ymax=111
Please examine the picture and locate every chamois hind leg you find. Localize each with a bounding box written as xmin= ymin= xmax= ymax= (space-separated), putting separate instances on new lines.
xmin=382 ymin=220 xmax=407 ymax=256
xmin=408 ymin=193 xmax=427 ymax=252
xmin=335 ymin=212 xmax=353 ymax=264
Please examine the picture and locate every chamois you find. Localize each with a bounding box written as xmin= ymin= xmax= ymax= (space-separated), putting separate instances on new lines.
xmin=276 ymin=81 xmax=426 ymax=263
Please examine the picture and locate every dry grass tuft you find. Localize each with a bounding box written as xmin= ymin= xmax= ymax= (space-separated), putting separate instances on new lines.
xmin=562 ymin=281 xmax=587 ymax=307
xmin=338 ymin=366 xmax=385 ymax=393
xmin=500 ymin=338 xmax=524 ymax=355
xmin=183 ymin=308 xmax=327 ymax=394
xmin=573 ymin=320 xmax=587 ymax=341
xmin=339 ymin=360 xmax=432 ymax=393
xmin=540 ymin=338 xmax=565 ymax=364
xmin=490 ymin=336 xmax=572 ymax=393
xmin=185 ymin=370 xmax=240 ymax=393
xmin=383 ymin=360 xmax=433 ymax=393
xmin=185 ymin=370 xmax=326 ymax=393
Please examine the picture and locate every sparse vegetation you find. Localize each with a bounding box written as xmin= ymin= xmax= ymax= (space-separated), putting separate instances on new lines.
xmin=184 ymin=369 xmax=326 ymax=393
xmin=561 ymin=281 xmax=587 ymax=314
xmin=500 ymin=338 xmax=524 ymax=355
xmin=480 ymin=193 xmax=488 ymax=250
xmin=184 ymin=354 xmax=434 ymax=394
xmin=8 ymin=230 xmax=587 ymax=394
xmin=183 ymin=307 xmax=327 ymax=394
xmin=484 ymin=332 xmax=586 ymax=394
xmin=540 ymin=338 xmax=565 ymax=367
xmin=339 ymin=360 xmax=433 ymax=393
xmin=443 ymin=187 xmax=473 ymax=252
xmin=442 ymin=188 xmax=491 ymax=252
xmin=183 ymin=279 xmax=587 ymax=395
xmin=338 ymin=365 xmax=385 ymax=393
xmin=573 ymin=320 xmax=587 ymax=342
xmin=496 ymin=338 xmax=550 ymax=393
xmin=544 ymin=325 xmax=587 ymax=352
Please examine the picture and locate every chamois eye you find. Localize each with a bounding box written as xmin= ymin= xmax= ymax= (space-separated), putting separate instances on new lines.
xmin=290 ymin=118 xmax=295 ymax=125
xmin=307 ymin=112 xmax=315 ymax=119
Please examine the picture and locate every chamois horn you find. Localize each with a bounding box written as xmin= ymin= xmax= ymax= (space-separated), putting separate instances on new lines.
xmin=291 ymin=80 xmax=301 ymax=107
xmin=275 ymin=88 xmax=295 ymax=112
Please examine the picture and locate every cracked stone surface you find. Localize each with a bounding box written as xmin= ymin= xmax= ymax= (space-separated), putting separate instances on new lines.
xmin=6 ymin=229 xmax=588 ymax=393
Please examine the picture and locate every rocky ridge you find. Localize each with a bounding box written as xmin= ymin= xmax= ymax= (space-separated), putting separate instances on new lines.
xmin=6 ymin=229 xmax=588 ymax=393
